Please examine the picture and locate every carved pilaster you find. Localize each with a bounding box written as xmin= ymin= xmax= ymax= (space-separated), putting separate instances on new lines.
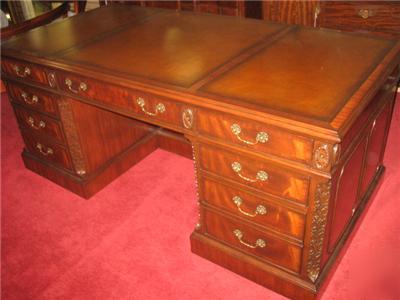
xmin=307 ymin=181 xmax=331 ymax=282
xmin=58 ymin=99 xmax=87 ymax=176
xmin=190 ymin=142 xmax=202 ymax=231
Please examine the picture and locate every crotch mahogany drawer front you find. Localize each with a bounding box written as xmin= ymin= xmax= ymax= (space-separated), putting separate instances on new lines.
xmin=203 ymin=209 xmax=303 ymax=273
xmin=2 ymin=58 xmax=49 ymax=85
xmin=21 ymin=131 xmax=73 ymax=171
xmin=197 ymin=109 xmax=313 ymax=164
xmin=14 ymin=106 xmax=65 ymax=144
xmin=57 ymin=72 xmax=185 ymax=129
xmin=129 ymin=93 xmax=183 ymax=128
xmin=201 ymin=177 xmax=306 ymax=240
xmin=320 ymin=2 xmax=400 ymax=37
xmin=199 ymin=144 xmax=310 ymax=204
xmin=7 ymin=82 xmax=60 ymax=117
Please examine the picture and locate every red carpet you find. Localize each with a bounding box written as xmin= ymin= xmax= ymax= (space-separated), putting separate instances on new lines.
xmin=1 ymin=93 xmax=400 ymax=300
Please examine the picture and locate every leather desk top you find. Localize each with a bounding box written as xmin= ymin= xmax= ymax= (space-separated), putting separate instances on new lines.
xmin=2 ymin=5 xmax=400 ymax=134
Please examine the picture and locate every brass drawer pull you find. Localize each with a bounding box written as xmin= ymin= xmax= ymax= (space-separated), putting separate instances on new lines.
xmin=36 ymin=143 xmax=54 ymax=156
xmin=13 ymin=65 xmax=31 ymax=77
xmin=232 ymin=196 xmax=267 ymax=217
xmin=21 ymin=92 xmax=38 ymax=105
xmin=231 ymin=123 xmax=268 ymax=145
xmin=65 ymin=78 xmax=88 ymax=94
xmin=231 ymin=161 xmax=269 ymax=182
xmin=233 ymin=229 xmax=266 ymax=249
xmin=27 ymin=117 xmax=46 ymax=130
xmin=136 ymin=97 xmax=166 ymax=116
xmin=358 ymin=9 xmax=371 ymax=19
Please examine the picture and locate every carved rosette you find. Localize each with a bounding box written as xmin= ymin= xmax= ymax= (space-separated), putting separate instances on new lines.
xmin=58 ymin=99 xmax=87 ymax=176
xmin=313 ymin=143 xmax=330 ymax=170
xmin=307 ymin=181 xmax=331 ymax=283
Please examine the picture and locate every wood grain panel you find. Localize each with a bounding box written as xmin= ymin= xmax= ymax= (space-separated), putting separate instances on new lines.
xmin=21 ymin=131 xmax=73 ymax=171
xmin=14 ymin=105 xmax=65 ymax=144
xmin=199 ymin=144 xmax=310 ymax=203
xmin=204 ymin=208 xmax=303 ymax=273
xmin=201 ymin=176 xmax=306 ymax=239
xmin=2 ymin=58 xmax=48 ymax=86
xmin=6 ymin=82 xmax=59 ymax=117
xmin=319 ymin=1 xmax=400 ymax=38
xmin=197 ymin=108 xmax=313 ymax=163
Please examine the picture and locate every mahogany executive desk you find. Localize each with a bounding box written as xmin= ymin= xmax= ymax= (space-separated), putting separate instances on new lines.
xmin=1 ymin=5 xmax=399 ymax=300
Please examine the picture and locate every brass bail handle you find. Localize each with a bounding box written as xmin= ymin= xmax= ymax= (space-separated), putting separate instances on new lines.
xmin=232 ymin=196 xmax=267 ymax=217
xmin=13 ymin=65 xmax=31 ymax=77
xmin=231 ymin=161 xmax=269 ymax=183
xmin=136 ymin=97 xmax=166 ymax=116
xmin=233 ymin=229 xmax=266 ymax=249
xmin=231 ymin=123 xmax=268 ymax=145
xmin=65 ymin=78 xmax=88 ymax=94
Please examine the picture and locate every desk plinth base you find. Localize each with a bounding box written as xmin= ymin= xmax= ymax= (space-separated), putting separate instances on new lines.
xmin=21 ymin=131 xmax=158 ymax=199
xmin=191 ymin=232 xmax=317 ymax=300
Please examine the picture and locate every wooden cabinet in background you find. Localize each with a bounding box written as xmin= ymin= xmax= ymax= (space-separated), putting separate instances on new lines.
xmin=262 ymin=1 xmax=400 ymax=39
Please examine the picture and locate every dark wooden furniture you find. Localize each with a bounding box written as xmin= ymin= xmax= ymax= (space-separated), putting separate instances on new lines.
xmin=0 ymin=1 xmax=69 ymax=40
xmin=100 ymin=0 xmax=246 ymax=17
xmin=262 ymin=1 xmax=400 ymax=39
xmin=2 ymin=5 xmax=399 ymax=300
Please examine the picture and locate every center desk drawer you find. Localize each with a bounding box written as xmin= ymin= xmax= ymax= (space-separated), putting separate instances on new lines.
xmin=204 ymin=209 xmax=302 ymax=273
xmin=57 ymin=72 xmax=183 ymax=128
xmin=201 ymin=177 xmax=306 ymax=239
xmin=199 ymin=144 xmax=310 ymax=204
xmin=7 ymin=82 xmax=60 ymax=117
xmin=14 ymin=106 xmax=65 ymax=144
xmin=197 ymin=109 xmax=313 ymax=164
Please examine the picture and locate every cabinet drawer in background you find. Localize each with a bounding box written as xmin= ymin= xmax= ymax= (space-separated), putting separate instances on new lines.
xmin=14 ymin=105 xmax=65 ymax=144
xmin=203 ymin=208 xmax=302 ymax=273
xmin=199 ymin=144 xmax=310 ymax=204
xmin=6 ymin=82 xmax=60 ymax=117
xmin=22 ymin=132 xmax=73 ymax=171
xmin=197 ymin=109 xmax=313 ymax=164
xmin=2 ymin=58 xmax=50 ymax=85
xmin=201 ymin=177 xmax=306 ymax=239
xmin=320 ymin=2 xmax=400 ymax=38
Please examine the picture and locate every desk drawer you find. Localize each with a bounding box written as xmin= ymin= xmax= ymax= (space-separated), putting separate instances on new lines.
xmin=7 ymin=82 xmax=60 ymax=117
xmin=57 ymin=72 xmax=184 ymax=129
xmin=22 ymin=132 xmax=73 ymax=171
xmin=320 ymin=2 xmax=400 ymax=37
xmin=2 ymin=58 xmax=49 ymax=85
xmin=204 ymin=208 xmax=302 ymax=273
xmin=201 ymin=177 xmax=306 ymax=239
xmin=197 ymin=109 xmax=313 ymax=164
xmin=199 ymin=144 xmax=310 ymax=204
xmin=14 ymin=106 xmax=65 ymax=144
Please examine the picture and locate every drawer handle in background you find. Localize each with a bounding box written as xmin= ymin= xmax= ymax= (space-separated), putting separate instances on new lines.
xmin=27 ymin=117 xmax=46 ymax=130
xmin=136 ymin=97 xmax=166 ymax=116
xmin=358 ymin=9 xmax=371 ymax=19
xmin=233 ymin=229 xmax=266 ymax=249
xmin=36 ymin=143 xmax=54 ymax=156
xmin=21 ymin=92 xmax=38 ymax=105
xmin=65 ymin=78 xmax=88 ymax=94
xmin=13 ymin=65 xmax=31 ymax=78
xmin=231 ymin=123 xmax=268 ymax=145
xmin=232 ymin=196 xmax=267 ymax=217
xmin=231 ymin=161 xmax=269 ymax=183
